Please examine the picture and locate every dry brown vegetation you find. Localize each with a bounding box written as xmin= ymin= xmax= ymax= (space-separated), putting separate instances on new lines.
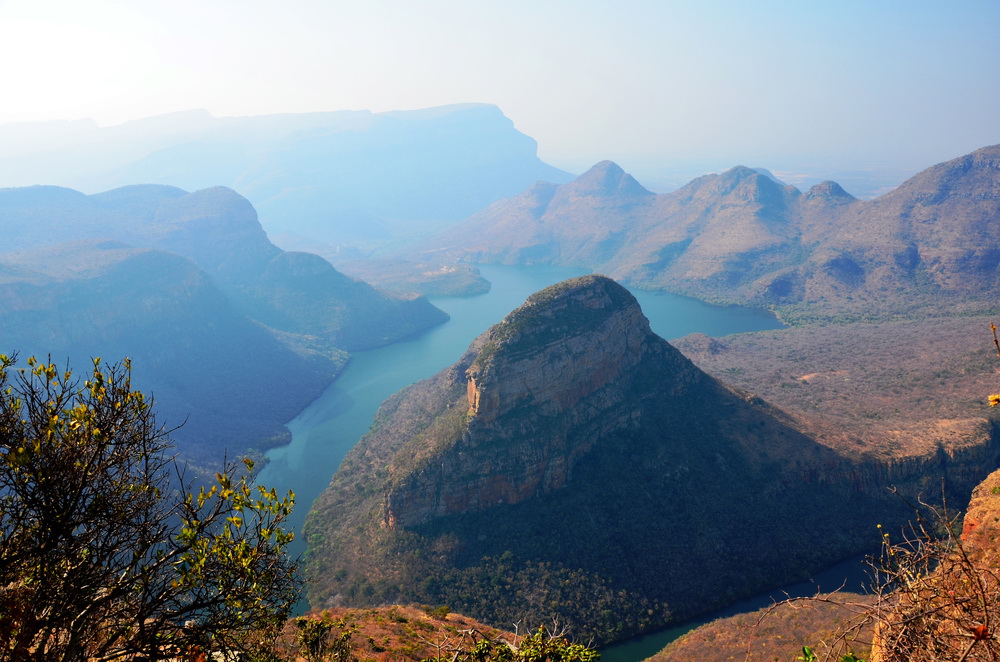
xmin=650 ymin=468 xmax=1000 ymax=662
xmin=419 ymin=146 xmax=1000 ymax=324
xmin=863 ymin=469 xmax=1000 ymax=661
xmin=330 ymin=257 xmax=491 ymax=297
xmin=271 ymin=605 xmax=515 ymax=662
xmin=673 ymin=315 xmax=1000 ymax=461
xmin=646 ymin=593 xmax=874 ymax=662
xmin=649 ymin=316 xmax=1000 ymax=661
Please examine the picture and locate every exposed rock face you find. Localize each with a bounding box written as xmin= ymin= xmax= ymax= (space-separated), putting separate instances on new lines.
xmin=961 ymin=468 xmax=1000 ymax=547
xmin=865 ymin=467 xmax=1000 ymax=662
xmin=465 ymin=274 xmax=650 ymax=422
xmin=653 ymin=466 xmax=1000 ymax=662
xmin=385 ymin=276 xmax=667 ymax=528
xmin=304 ymin=275 xmax=1000 ymax=644
xmin=415 ymin=145 xmax=1000 ymax=321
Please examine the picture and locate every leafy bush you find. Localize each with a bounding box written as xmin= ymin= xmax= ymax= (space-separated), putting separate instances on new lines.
xmin=0 ymin=355 xmax=299 ymax=660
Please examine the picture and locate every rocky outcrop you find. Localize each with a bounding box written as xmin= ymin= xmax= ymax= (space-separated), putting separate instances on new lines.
xmin=961 ymin=468 xmax=1000 ymax=546
xmin=384 ymin=276 xmax=665 ymax=527
xmin=305 ymin=275 xmax=1000 ymax=644
xmin=866 ymin=466 xmax=1000 ymax=662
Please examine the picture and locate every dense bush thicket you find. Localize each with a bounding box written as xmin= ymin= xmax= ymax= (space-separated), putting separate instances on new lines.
xmin=0 ymin=355 xmax=298 ymax=661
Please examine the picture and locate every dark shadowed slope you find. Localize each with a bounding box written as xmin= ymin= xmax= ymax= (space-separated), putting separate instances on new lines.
xmin=0 ymin=240 xmax=336 ymax=462
xmin=0 ymin=185 xmax=449 ymax=461
xmin=304 ymin=276 xmax=998 ymax=644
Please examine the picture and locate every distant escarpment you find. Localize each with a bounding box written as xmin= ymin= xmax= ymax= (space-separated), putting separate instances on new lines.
xmin=305 ymin=276 xmax=999 ymax=644
xmin=2 ymin=184 xmax=447 ymax=351
xmin=0 ymin=184 xmax=447 ymax=460
xmin=416 ymin=145 xmax=1000 ymax=322
xmin=0 ymin=104 xmax=573 ymax=252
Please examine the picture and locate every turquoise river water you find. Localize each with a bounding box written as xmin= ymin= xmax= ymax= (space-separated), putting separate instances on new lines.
xmin=257 ymin=264 xmax=867 ymax=660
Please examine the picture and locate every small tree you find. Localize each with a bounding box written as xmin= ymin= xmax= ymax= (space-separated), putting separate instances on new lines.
xmin=292 ymin=613 xmax=355 ymax=662
xmin=425 ymin=624 xmax=600 ymax=662
xmin=0 ymin=355 xmax=299 ymax=661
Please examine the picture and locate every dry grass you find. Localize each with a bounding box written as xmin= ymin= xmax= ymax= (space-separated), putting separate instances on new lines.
xmin=270 ymin=605 xmax=515 ymax=662
xmin=647 ymin=593 xmax=874 ymax=662
xmin=865 ymin=472 xmax=1000 ymax=661
xmin=673 ymin=315 xmax=1000 ymax=461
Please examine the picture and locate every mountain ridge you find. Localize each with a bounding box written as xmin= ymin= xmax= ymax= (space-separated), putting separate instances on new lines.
xmin=412 ymin=144 xmax=1000 ymax=321
xmin=0 ymin=185 xmax=448 ymax=460
xmin=0 ymin=239 xmax=339 ymax=461
xmin=0 ymin=183 xmax=447 ymax=352
xmin=304 ymin=275 xmax=998 ymax=643
xmin=0 ymin=105 xmax=574 ymax=255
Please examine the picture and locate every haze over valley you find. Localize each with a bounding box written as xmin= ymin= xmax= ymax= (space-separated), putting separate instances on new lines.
xmin=1 ymin=1 xmax=999 ymax=659
xmin=0 ymin=184 xmax=446 ymax=461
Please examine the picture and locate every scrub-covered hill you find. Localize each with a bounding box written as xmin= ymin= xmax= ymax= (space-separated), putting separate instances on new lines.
xmin=0 ymin=240 xmax=334 ymax=461
xmin=304 ymin=276 xmax=997 ymax=644
xmin=416 ymin=145 xmax=1000 ymax=322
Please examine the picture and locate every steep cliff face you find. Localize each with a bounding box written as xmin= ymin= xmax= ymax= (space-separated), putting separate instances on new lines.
xmin=864 ymin=467 xmax=1000 ymax=662
xmin=383 ymin=276 xmax=682 ymax=528
xmin=304 ymin=276 xmax=997 ymax=644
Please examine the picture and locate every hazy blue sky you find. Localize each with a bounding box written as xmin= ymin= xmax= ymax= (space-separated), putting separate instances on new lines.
xmin=0 ymin=0 xmax=997 ymax=182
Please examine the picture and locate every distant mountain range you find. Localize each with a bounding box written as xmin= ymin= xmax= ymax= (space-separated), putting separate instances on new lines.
xmin=304 ymin=276 xmax=998 ymax=643
xmin=0 ymin=184 xmax=447 ymax=461
xmin=412 ymin=144 xmax=1000 ymax=321
xmin=0 ymin=105 xmax=573 ymax=254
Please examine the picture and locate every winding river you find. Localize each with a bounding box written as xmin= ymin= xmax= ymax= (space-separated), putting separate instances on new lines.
xmin=257 ymin=263 xmax=840 ymax=657
xmin=259 ymin=264 xmax=784 ymax=551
